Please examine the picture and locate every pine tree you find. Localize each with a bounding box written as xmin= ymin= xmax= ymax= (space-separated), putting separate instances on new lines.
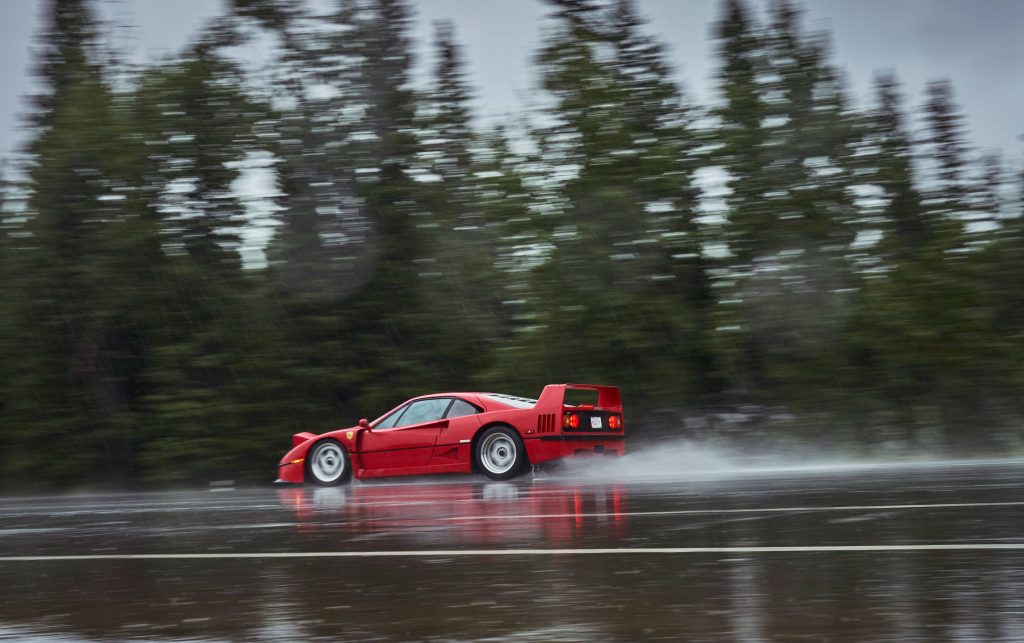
xmin=920 ymin=79 xmax=978 ymax=247
xmin=866 ymin=72 xmax=926 ymax=266
xmin=133 ymin=33 xmax=256 ymax=271
xmin=838 ymin=72 xmax=927 ymax=447
xmin=415 ymin=20 xmax=506 ymax=358
xmin=971 ymin=153 xmax=1024 ymax=441
xmin=710 ymin=0 xmax=862 ymax=419
xmin=254 ymin=0 xmax=470 ymax=420
xmin=421 ymin=20 xmax=474 ymax=183
xmin=0 ymin=162 xmax=13 ymax=480
xmin=708 ymin=0 xmax=770 ymax=401
xmin=5 ymin=0 xmax=160 ymax=485
xmin=971 ymin=151 xmax=1006 ymax=238
xmin=506 ymin=0 xmax=707 ymax=414
xmin=469 ymin=126 xmax=545 ymax=333
xmin=760 ymin=0 xmax=859 ymax=253
xmin=237 ymin=0 xmax=380 ymax=432
xmin=609 ymin=0 xmax=702 ymax=280
xmin=260 ymin=0 xmax=373 ymax=304
xmin=340 ymin=0 xmax=474 ymax=412
xmin=854 ymin=79 xmax=1003 ymax=451
xmin=713 ymin=0 xmax=769 ymax=262
xmin=129 ymin=25 xmax=280 ymax=484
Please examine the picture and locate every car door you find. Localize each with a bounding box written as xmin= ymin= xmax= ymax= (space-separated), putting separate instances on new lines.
xmin=430 ymin=397 xmax=484 ymax=469
xmin=359 ymin=398 xmax=453 ymax=471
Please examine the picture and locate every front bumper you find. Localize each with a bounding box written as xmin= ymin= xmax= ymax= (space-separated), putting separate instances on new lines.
xmin=276 ymin=460 xmax=305 ymax=484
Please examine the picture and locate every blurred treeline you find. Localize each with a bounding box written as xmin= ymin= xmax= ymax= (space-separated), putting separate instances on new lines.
xmin=1 ymin=0 xmax=1022 ymax=488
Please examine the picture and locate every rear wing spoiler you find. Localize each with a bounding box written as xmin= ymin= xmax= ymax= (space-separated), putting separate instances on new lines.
xmin=536 ymin=384 xmax=622 ymax=412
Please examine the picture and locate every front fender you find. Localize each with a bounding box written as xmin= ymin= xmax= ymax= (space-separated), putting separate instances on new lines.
xmin=279 ymin=437 xmax=315 ymax=466
xmin=277 ymin=427 xmax=365 ymax=484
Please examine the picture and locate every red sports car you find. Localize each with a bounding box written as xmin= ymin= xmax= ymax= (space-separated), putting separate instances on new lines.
xmin=275 ymin=384 xmax=625 ymax=484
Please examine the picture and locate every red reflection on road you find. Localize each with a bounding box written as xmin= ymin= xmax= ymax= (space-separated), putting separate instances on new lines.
xmin=277 ymin=481 xmax=629 ymax=546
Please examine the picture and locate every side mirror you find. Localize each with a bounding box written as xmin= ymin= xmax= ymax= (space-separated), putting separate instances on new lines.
xmin=358 ymin=418 xmax=369 ymax=429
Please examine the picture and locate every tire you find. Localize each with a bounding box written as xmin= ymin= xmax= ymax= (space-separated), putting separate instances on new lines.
xmin=306 ymin=439 xmax=351 ymax=486
xmin=474 ymin=426 xmax=526 ymax=481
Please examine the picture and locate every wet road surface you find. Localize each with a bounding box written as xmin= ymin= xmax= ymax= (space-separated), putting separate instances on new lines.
xmin=1 ymin=459 xmax=1023 ymax=641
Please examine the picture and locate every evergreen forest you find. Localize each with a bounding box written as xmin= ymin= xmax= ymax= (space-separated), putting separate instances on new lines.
xmin=2 ymin=0 xmax=1023 ymax=489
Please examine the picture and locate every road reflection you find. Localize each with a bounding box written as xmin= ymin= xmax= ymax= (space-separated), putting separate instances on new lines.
xmin=3 ymin=463 xmax=1024 ymax=641
xmin=276 ymin=481 xmax=630 ymax=546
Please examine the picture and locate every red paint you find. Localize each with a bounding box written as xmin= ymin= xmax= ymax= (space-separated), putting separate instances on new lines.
xmin=275 ymin=384 xmax=625 ymax=484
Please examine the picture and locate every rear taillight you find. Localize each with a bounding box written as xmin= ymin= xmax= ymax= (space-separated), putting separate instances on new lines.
xmin=608 ymin=415 xmax=623 ymax=430
xmin=562 ymin=412 xmax=579 ymax=429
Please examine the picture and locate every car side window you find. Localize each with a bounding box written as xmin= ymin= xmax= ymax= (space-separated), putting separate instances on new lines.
xmin=394 ymin=398 xmax=451 ymax=428
xmin=374 ymin=405 xmax=407 ymax=429
xmin=446 ymin=399 xmax=480 ymax=419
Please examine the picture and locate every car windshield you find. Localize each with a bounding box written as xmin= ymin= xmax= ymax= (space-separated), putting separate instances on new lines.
xmin=481 ymin=393 xmax=537 ymax=409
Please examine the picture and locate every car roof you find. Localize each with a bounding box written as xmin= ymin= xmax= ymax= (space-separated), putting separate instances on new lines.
xmin=407 ymin=392 xmax=536 ymax=411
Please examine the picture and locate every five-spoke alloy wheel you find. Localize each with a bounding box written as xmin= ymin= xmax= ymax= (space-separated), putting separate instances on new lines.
xmin=474 ymin=426 xmax=526 ymax=480
xmin=306 ymin=439 xmax=351 ymax=486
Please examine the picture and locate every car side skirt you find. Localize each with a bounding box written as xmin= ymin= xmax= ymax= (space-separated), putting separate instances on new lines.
xmin=355 ymin=462 xmax=470 ymax=479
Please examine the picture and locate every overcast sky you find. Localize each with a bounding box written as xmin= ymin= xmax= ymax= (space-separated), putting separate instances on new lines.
xmin=1 ymin=0 xmax=1022 ymax=167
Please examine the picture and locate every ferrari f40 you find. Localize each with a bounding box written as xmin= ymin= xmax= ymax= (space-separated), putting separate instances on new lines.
xmin=275 ymin=384 xmax=624 ymax=484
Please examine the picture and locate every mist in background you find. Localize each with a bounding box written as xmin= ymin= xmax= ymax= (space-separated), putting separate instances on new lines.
xmin=1 ymin=0 xmax=1023 ymax=489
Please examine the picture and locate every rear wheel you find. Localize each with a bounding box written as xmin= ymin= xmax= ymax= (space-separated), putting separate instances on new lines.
xmin=474 ymin=426 xmax=526 ymax=480
xmin=306 ymin=439 xmax=351 ymax=486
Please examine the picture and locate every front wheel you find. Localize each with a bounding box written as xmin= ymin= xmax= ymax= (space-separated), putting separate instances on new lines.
xmin=306 ymin=439 xmax=351 ymax=486
xmin=474 ymin=426 xmax=526 ymax=481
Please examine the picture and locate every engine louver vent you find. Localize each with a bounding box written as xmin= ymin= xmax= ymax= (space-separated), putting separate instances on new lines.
xmin=537 ymin=413 xmax=557 ymax=433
